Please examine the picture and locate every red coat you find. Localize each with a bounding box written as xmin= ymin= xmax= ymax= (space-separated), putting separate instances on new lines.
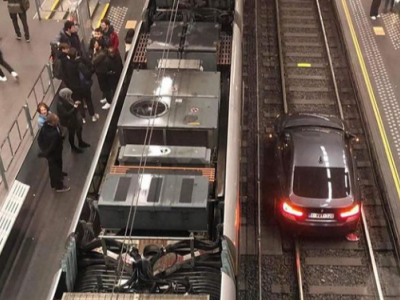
xmin=102 ymin=25 xmax=120 ymax=53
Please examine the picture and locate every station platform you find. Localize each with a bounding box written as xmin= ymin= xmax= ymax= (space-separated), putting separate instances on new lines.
xmin=333 ymin=1 xmax=400 ymax=246
xmin=0 ymin=3 xmax=60 ymax=143
xmin=0 ymin=0 xmax=144 ymax=299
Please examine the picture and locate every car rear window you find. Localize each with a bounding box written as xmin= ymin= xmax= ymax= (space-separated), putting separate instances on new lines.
xmin=293 ymin=167 xmax=351 ymax=199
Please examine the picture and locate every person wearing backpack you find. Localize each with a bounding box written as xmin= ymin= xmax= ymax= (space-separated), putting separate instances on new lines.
xmin=62 ymin=48 xmax=99 ymax=123
xmin=6 ymin=0 xmax=30 ymax=42
xmin=52 ymin=43 xmax=70 ymax=80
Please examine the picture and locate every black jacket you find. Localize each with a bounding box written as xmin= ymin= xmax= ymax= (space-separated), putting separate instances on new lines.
xmin=57 ymin=95 xmax=81 ymax=129
xmin=92 ymin=49 xmax=108 ymax=74
xmin=88 ymin=36 xmax=110 ymax=59
xmin=62 ymin=57 xmax=81 ymax=90
xmin=38 ymin=122 xmax=63 ymax=159
xmin=53 ymin=29 xmax=81 ymax=53
xmin=106 ymin=53 xmax=123 ymax=78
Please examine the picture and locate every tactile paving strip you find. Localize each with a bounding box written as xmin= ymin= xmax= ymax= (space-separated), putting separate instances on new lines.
xmin=382 ymin=13 xmax=400 ymax=50
xmin=106 ymin=6 xmax=128 ymax=34
xmin=350 ymin=0 xmax=400 ymax=157
xmin=133 ymin=33 xmax=149 ymax=63
xmin=217 ymin=33 xmax=232 ymax=65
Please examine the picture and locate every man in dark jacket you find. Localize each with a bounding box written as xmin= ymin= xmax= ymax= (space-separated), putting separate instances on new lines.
xmin=57 ymin=88 xmax=90 ymax=153
xmin=51 ymin=20 xmax=81 ymax=55
xmin=106 ymin=47 xmax=123 ymax=102
xmin=100 ymin=19 xmax=120 ymax=53
xmin=92 ymin=39 xmax=112 ymax=110
xmin=62 ymin=47 xmax=99 ymax=123
xmin=6 ymin=0 xmax=30 ymax=42
xmin=37 ymin=113 xmax=70 ymax=192
xmin=88 ymin=28 xmax=110 ymax=59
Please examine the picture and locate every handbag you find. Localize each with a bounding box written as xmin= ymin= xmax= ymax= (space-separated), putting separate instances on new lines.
xmin=21 ymin=0 xmax=30 ymax=11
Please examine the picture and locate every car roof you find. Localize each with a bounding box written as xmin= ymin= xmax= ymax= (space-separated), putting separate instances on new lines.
xmin=291 ymin=129 xmax=349 ymax=169
xmin=281 ymin=113 xmax=345 ymax=132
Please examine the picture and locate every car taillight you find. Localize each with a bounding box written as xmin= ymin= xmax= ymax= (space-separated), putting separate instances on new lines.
xmin=340 ymin=204 xmax=360 ymax=218
xmin=282 ymin=202 xmax=303 ymax=217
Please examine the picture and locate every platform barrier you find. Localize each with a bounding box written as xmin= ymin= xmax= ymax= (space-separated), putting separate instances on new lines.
xmin=0 ymin=180 xmax=30 ymax=254
xmin=34 ymin=0 xmax=101 ymax=21
xmin=0 ymin=64 xmax=55 ymax=190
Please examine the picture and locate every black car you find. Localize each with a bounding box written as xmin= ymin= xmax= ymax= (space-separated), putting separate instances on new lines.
xmin=273 ymin=113 xmax=361 ymax=234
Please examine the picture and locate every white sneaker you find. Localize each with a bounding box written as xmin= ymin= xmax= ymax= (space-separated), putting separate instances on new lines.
xmin=102 ymin=103 xmax=111 ymax=110
xmin=11 ymin=71 xmax=18 ymax=79
xmin=100 ymin=98 xmax=107 ymax=104
xmin=92 ymin=113 xmax=100 ymax=122
xmin=82 ymin=118 xmax=86 ymax=124
xmin=371 ymin=16 xmax=377 ymax=20
xmin=0 ymin=76 xmax=7 ymax=82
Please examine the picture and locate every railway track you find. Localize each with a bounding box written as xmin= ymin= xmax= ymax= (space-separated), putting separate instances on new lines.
xmin=240 ymin=0 xmax=400 ymax=299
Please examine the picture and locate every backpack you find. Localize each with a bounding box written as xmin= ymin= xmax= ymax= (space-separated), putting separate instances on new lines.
xmin=79 ymin=60 xmax=94 ymax=79
xmin=79 ymin=70 xmax=93 ymax=87
xmin=21 ymin=0 xmax=30 ymax=11
xmin=53 ymin=58 xmax=64 ymax=80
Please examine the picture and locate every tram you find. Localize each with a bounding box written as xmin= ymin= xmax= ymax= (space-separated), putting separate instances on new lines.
xmin=50 ymin=0 xmax=243 ymax=299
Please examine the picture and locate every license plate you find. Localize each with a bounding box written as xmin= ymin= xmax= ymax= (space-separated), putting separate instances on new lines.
xmin=309 ymin=213 xmax=334 ymax=219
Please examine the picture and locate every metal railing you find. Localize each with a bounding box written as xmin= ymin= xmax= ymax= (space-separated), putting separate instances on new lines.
xmin=0 ymin=64 xmax=55 ymax=190
xmin=34 ymin=0 xmax=100 ymax=21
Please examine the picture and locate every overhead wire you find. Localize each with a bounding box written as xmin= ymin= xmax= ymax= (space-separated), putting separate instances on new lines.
xmin=109 ymin=0 xmax=182 ymax=298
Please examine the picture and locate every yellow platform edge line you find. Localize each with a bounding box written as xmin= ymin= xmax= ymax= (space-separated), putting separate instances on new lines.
xmin=342 ymin=0 xmax=400 ymax=199
xmin=45 ymin=0 xmax=61 ymax=20
xmin=96 ymin=3 xmax=110 ymax=29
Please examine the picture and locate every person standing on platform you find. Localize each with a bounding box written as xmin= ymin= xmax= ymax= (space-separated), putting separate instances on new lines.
xmin=62 ymin=47 xmax=99 ymax=123
xmin=100 ymin=19 xmax=120 ymax=54
xmin=6 ymin=0 xmax=30 ymax=42
xmin=88 ymin=28 xmax=110 ymax=59
xmin=92 ymin=39 xmax=112 ymax=110
xmin=37 ymin=102 xmax=51 ymax=129
xmin=0 ymin=44 xmax=18 ymax=82
xmin=370 ymin=0 xmax=382 ymax=19
xmin=57 ymin=88 xmax=90 ymax=153
xmin=106 ymin=47 xmax=123 ymax=102
xmin=51 ymin=21 xmax=81 ymax=55
xmin=37 ymin=113 xmax=70 ymax=193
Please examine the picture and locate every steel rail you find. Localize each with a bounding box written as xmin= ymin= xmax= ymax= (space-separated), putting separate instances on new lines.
xmin=255 ymin=0 xmax=262 ymax=296
xmin=315 ymin=0 xmax=344 ymax=120
xmin=274 ymin=0 xmax=288 ymax=114
xmin=295 ymin=239 xmax=304 ymax=300
xmin=361 ymin=205 xmax=385 ymax=300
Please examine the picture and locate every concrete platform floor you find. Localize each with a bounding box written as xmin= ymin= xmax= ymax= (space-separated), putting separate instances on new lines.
xmin=0 ymin=3 xmax=61 ymax=143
